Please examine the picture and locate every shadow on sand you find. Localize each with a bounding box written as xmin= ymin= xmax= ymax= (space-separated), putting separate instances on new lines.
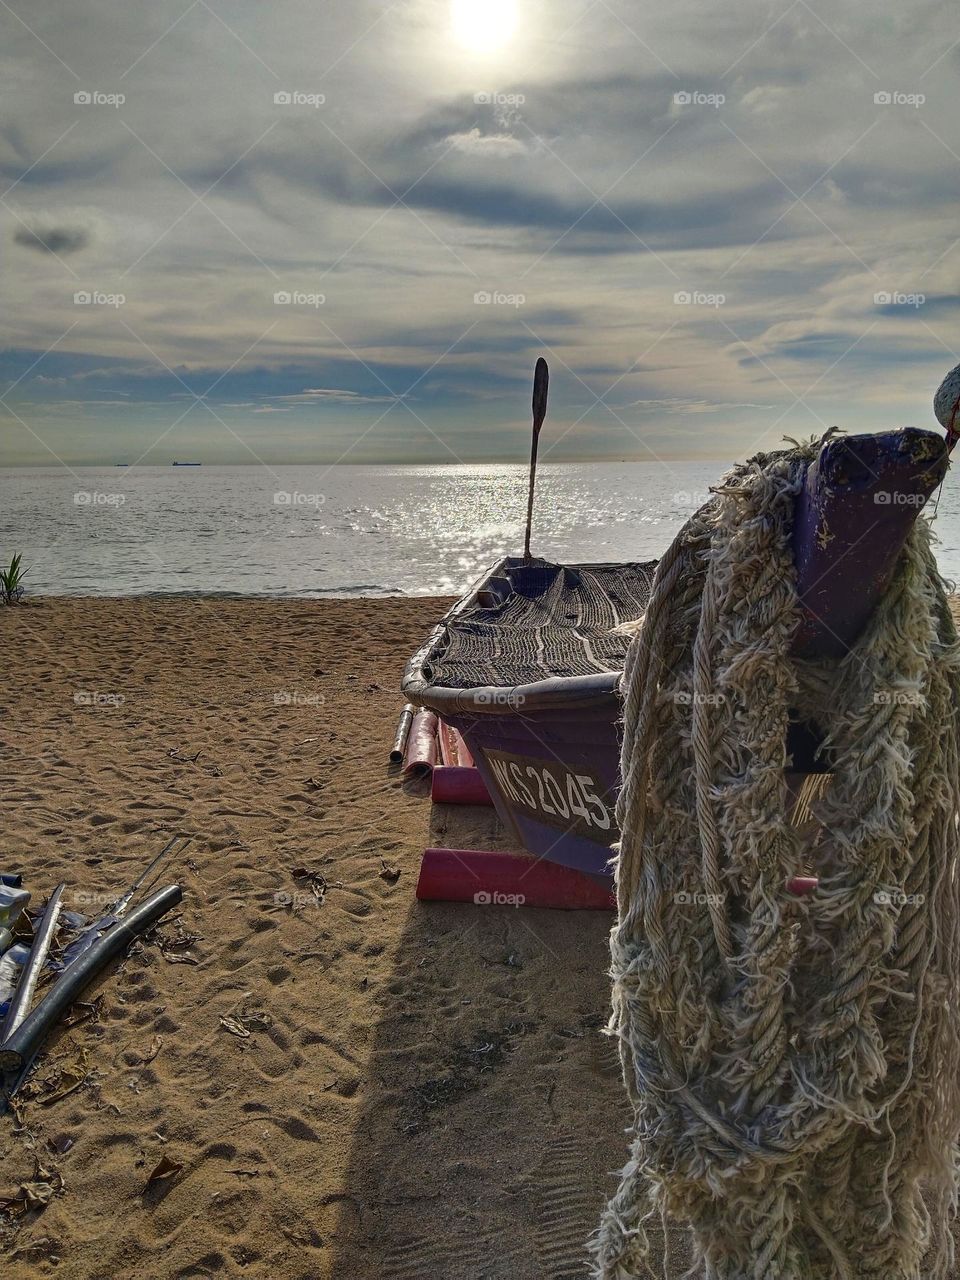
xmin=326 ymin=790 xmax=698 ymax=1279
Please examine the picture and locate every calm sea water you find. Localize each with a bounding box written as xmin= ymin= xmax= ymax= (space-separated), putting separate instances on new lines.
xmin=2 ymin=463 xmax=960 ymax=597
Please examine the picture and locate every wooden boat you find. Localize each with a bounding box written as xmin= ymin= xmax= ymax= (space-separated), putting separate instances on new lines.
xmin=402 ymin=364 xmax=951 ymax=884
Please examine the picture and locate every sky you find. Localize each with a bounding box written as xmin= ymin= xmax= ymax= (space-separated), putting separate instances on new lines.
xmin=2 ymin=0 xmax=960 ymax=465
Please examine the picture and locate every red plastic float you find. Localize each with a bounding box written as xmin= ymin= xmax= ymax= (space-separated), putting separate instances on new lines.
xmin=437 ymin=720 xmax=474 ymax=768
xmin=415 ymin=849 xmax=819 ymax=910
xmin=786 ymin=875 xmax=819 ymax=896
xmin=431 ymin=765 xmax=493 ymax=806
xmin=415 ymin=847 xmax=615 ymax=911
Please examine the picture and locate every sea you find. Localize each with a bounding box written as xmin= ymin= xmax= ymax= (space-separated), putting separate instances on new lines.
xmin=2 ymin=462 xmax=960 ymax=597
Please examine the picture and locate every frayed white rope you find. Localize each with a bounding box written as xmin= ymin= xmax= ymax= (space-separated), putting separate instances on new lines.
xmin=592 ymin=445 xmax=960 ymax=1279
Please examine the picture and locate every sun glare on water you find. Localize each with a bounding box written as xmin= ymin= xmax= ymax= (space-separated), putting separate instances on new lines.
xmin=451 ymin=0 xmax=518 ymax=53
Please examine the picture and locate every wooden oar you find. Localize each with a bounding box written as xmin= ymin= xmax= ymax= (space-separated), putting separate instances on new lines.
xmin=523 ymin=357 xmax=549 ymax=561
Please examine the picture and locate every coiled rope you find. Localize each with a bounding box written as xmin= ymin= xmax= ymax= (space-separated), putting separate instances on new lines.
xmin=592 ymin=442 xmax=960 ymax=1279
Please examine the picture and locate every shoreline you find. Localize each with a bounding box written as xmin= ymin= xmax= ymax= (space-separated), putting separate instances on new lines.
xmin=7 ymin=590 xmax=426 ymax=601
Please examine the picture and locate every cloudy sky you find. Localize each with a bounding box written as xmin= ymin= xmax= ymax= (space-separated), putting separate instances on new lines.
xmin=2 ymin=0 xmax=959 ymax=465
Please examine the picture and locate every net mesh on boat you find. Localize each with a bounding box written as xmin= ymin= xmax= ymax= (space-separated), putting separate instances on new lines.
xmin=422 ymin=558 xmax=657 ymax=689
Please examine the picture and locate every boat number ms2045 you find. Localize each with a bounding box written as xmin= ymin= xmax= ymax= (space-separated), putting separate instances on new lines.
xmin=482 ymin=749 xmax=614 ymax=843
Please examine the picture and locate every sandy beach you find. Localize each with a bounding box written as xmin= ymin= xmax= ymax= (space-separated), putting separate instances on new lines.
xmin=7 ymin=595 xmax=959 ymax=1280
xmin=0 ymin=596 xmax=638 ymax=1280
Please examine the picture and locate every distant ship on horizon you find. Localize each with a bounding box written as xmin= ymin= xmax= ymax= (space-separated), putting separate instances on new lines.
xmin=172 ymin=461 xmax=202 ymax=466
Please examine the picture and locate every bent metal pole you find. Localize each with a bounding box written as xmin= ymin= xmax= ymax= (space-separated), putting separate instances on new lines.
xmin=0 ymin=882 xmax=64 ymax=1042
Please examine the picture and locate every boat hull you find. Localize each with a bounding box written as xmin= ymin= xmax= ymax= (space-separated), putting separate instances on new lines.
xmin=404 ymin=429 xmax=950 ymax=885
xmin=440 ymin=699 xmax=620 ymax=883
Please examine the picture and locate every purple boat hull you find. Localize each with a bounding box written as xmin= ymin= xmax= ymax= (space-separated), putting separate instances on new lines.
xmin=793 ymin=429 xmax=947 ymax=657
xmin=443 ymin=702 xmax=621 ymax=883
xmin=403 ymin=430 xmax=950 ymax=882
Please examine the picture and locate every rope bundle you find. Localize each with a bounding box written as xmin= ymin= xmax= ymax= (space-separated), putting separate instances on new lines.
xmin=592 ymin=443 xmax=960 ymax=1279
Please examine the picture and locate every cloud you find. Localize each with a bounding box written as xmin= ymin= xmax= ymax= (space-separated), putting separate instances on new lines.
xmin=444 ymin=129 xmax=528 ymax=158
xmin=12 ymin=213 xmax=97 ymax=255
xmin=740 ymin=86 xmax=792 ymax=115
xmin=3 ymin=1 xmax=960 ymax=463
xmin=631 ymin=398 xmax=776 ymax=414
xmin=213 ymin=388 xmax=406 ymax=412
xmin=14 ymin=225 xmax=89 ymax=254
xmin=280 ymin=388 xmax=401 ymax=403
xmin=44 ymin=398 xmax=130 ymax=407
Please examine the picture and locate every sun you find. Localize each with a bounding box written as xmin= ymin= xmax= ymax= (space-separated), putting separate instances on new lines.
xmin=451 ymin=0 xmax=518 ymax=53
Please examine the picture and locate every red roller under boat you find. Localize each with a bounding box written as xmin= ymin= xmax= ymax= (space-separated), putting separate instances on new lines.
xmin=403 ymin=709 xmax=438 ymax=777
xmin=437 ymin=720 xmax=474 ymax=768
xmin=416 ymin=848 xmax=818 ymax=908
xmin=431 ymin=765 xmax=493 ymax=806
xmin=416 ymin=847 xmax=615 ymax=910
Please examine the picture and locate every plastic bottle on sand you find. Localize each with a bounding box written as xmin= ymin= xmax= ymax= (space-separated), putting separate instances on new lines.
xmin=0 ymin=943 xmax=31 ymax=1018
xmin=0 ymin=886 xmax=30 ymax=932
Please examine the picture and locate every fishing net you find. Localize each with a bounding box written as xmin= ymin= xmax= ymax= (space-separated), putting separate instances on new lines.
xmin=592 ymin=442 xmax=960 ymax=1279
xmin=422 ymin=557 xmax=656 ymax=689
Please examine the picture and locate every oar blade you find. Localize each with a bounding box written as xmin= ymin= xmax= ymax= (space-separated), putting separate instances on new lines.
xmin=532 ymin=357 xmax=549 ymax=433
xmin=524 ymin=358 xmax=549 ymax=559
